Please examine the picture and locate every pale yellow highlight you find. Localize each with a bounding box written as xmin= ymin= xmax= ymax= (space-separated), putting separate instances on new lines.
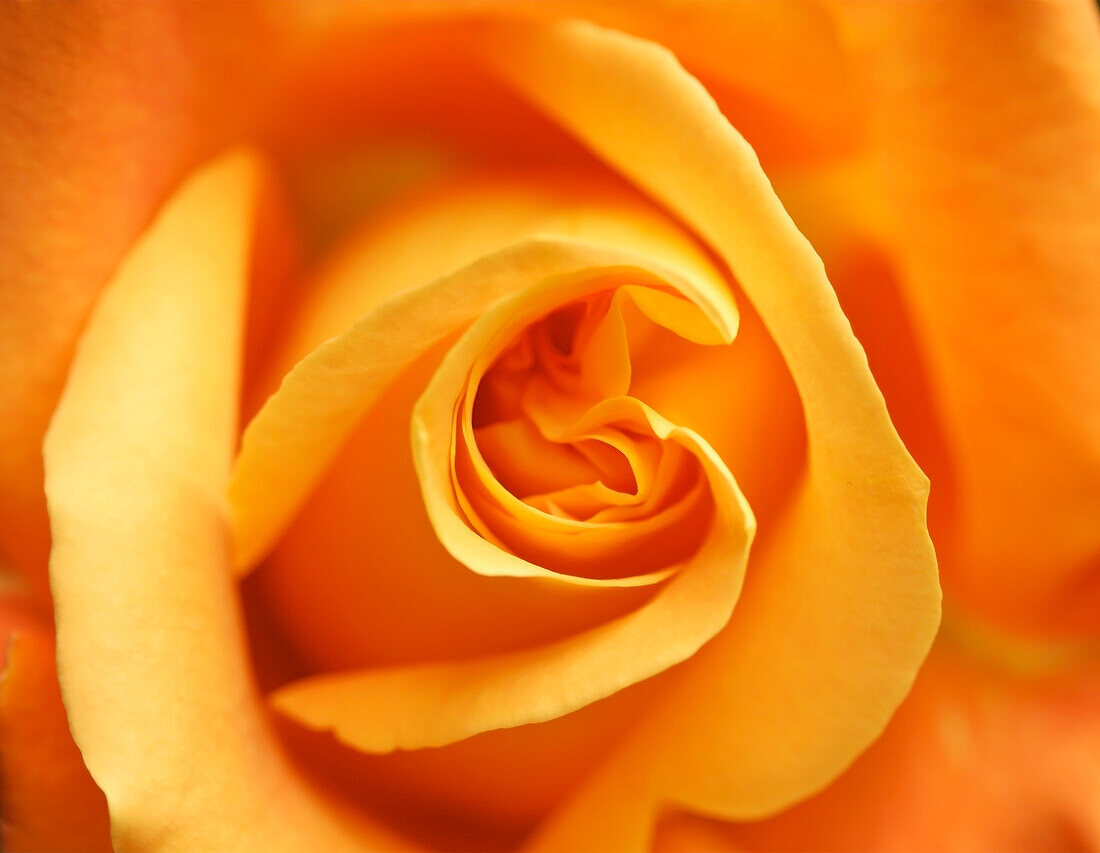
xmin=43 ymin=152 xmax=409 ymax=853
xmin=273 ymin=393 xmax=752 ymax=752
xmin=479 ymin=18 xmax=941 ymax=850
xmin=268 ymin=234 xmax=755 ymax=751
xmin=230 ymin=181 xmax=734 ymax=572
xmin=416 ymin=260 xmax=735 ymax=585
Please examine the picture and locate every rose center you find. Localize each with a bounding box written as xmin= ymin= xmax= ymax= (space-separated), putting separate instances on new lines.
xmin=457 ymin=286 xmax=713 ymax=582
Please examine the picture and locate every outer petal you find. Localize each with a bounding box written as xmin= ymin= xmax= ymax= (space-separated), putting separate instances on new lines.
xmin=43 ymin=152 xmax=405 ymax=852
xmin=246 ymin=218 xmax=756 ymax=752
xmin=0 ymin=599 xmax=110 ymax=852
xmin=0 ymin=0 xmax=859 ymax=606
xmin=517 ymin=0 xmax=863 ymax=167
xmin=656 ymin=637 xmax=1100 ymax=853
xmin=249 ymin=175 xmax=801 ymax=692
xmin=268 ymin=2 xmax=861 ymax=171
xmin=832 ymin=0 xmax=1100 ymax=633
xmin=482 ymin=18 xmax=939 ymax=848
xmin=0 ymin=1 xmax=289 ymax=603
xmin=231 ymin=179 xmax=733 ymax=571
xmin=273 ymin=390 xmax=752 ymax=751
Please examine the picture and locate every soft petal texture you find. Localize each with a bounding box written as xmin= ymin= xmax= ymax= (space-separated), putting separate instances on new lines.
xmin=832 ymin=0 xmax=1100 ymax=633
xmin=523 ymin=1 xmax=862 ymax=167
xmin=253 ymin=204 xmax=755 ymax=751
xmin=477 ymin=18 xmax=939 ymax=848
xmin=0 ymin=0 xmax=856 ymax=598
xmin=274 ymin=387 xmax=752 ymax=750
xmin=246 ymin=179 xmax=804 ymax=838
xmin=0 ymin=1 xmax=292 ymax=605
xmin=249 ymin=174 xmax=802 ymax=686
xmin=241 ymin=172 xmax=659 ymax=407
xmin=654 ymin=635 xmax=1100 ymax=853
xmin=413 ymin=248 xmax=737 ymax=586
xmin=268 ymin=2 xmax=860 ymax=173
xmin=43 ymin=151 xmax=405 ymax=852
xmin=10 ymin=6 xmax=946 ymax=853
xmin=2 ymin=0 xmax=854 ymax=602
xmin=0 ymin=599 xmax=110 ymax=852
xmin=272 ymin=677 xmax=665 ymax=851
xmin=231 ymin=175 xmax=733 ymax=571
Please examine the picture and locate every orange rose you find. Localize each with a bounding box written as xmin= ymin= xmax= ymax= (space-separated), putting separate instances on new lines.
xmin=1 ymin=3 xmax=1095 ymax=852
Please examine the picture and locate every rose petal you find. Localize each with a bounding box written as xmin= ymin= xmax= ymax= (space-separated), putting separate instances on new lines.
xmin=417 ymin=259 xmax=736 ymax=586
xmin=0 ymin=603 xmax=110 ymax=852
xmin=532 ymin=1 xmax=863 ymax=167
xmin=43 ymin=151 xmax=404 ymax=852
xmin=664 ymin=636 xmax=1100 ymax=853
xmin=253 ymin=333 xmax=661 ymax=672
xmin=481 ymin=18 xmax=940 ymax=846
xmin=242 ymin=172 xmax=657 ymax=416
xmin=273 ymin=676 xmax=664 ymax=847
xmin=248 ymin=177 xmax=794 ymax=677
xmin=0 ymin=2 xmax=292 ymax=605
xmin=231 ymin=177 xmax=735 ymax=572
xmin=831 ymin=1 xmax=1100 ymax=633
xmin=270 ymin=2 xmax=861 ymax=170
xmin=625 ymin=291 xmax=806 ymax=531
xmin=261 ymin=203 xmax=755 ymax=750
xmin=272 ymin=393 xmax=752 ymax=751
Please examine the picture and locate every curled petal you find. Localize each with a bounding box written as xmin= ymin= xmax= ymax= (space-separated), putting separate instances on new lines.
xmin=275 ymin=245 xmax=756 ymax=748
xmin=0 ymin=1 xmax=290 ymax=604
xmin=43 ymin=151 xmax=404 ymax=852
xmin=246 ymin=174 xmax=766 ymax=686
xmin=831 ymin=0 xmax=1100 ymax=632
xmin=479 ymin=17 xmax=940 ymax=846
xmin=272 ymin=390 xmax=752 ymax=751
xmin=231 ymin=179 xmax=734 ymax=571
xmin=415 ymin=248 xmax=736 ymax=585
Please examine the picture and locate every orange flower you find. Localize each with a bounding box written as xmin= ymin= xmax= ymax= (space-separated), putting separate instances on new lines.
xmin=1 ymin=2 xmax=1096 ymax=851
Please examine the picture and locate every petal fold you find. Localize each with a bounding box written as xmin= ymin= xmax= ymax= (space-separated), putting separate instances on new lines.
xmin=831 ymin=0 xmax=1100 ymax=633
xmin=43 ymin=151 xmax=404 ymax=852
xmin=268 ymin=228 xmax=753 ymax=752
xmin=272 ymin=391 xmax=752 ymax=752
xmin=0 ymin=1 xmax=289 ymax=604
xmin=480 ymin=18 xmax=940 ymax=847
xmin=0 ymin=605 xmax=110 ymax=853
xmin=231 ymin=178 xmax=733 ymax=571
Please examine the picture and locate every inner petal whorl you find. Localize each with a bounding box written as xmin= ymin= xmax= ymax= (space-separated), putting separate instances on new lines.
xmin=457 ymin=286 xmax=715 ymax=582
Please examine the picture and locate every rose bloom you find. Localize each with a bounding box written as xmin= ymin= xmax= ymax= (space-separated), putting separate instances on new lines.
xmin=2 ymin=2 xmax=1099 ymax=852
